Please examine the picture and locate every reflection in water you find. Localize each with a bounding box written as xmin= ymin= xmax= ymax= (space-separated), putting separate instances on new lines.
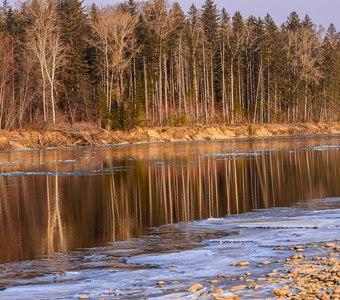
xmin=0 ymin=137 xmax=340 ymax=264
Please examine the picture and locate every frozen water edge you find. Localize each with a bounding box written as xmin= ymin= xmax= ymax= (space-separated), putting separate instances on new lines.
xmin=2 ymin=202 xmax=340 ymax=299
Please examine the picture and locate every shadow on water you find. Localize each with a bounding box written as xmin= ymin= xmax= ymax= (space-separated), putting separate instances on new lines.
xmin=1 ymin=134 xmax=340 ymax=272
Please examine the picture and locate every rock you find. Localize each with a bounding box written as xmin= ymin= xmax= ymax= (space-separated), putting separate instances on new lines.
xmin=274 ymin=290 xmax=289 ymax=296
xmin=79 ymin=297 xmax=89 ymax=299
xmin=209 ymin=288 xmax=223 ymax=293
xmin=214 ymin=296 xmax=239 ymax=300
xmin=158 ymin=281 xmax=165 ymax=285
xmin=230 ymin=285 xmax=247 ymax=290
xmin=187 ymin=283 xmax=203 ymax=292
xmin=261 ymin=261 xmax=271 ymax=265
xmin=233 ymin=261 xmax=249 ymax=266
xmin=325 ymin=243 xmax=336 ymax=247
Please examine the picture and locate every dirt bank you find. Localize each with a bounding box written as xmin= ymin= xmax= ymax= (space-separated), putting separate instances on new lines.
xmin=0 ymin=122 xmax=339 ymax=151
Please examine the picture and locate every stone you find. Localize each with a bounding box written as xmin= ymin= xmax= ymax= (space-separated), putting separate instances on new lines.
xmin=187 ymin=283 xmax=204 ymax=292
xmin=233 ymin=261 xmax=249 ymax=267
xmin=210 ymin=280 xmax=220 ymax=284
xmin=274 ymin=290 xmax=290 ymax=296
xmin=209 ymin=288 xmax=223 ymax=293
xmin=158 ymin=281 xmax=165 ymax=285
xmin=230 ymin=285 xmax=247 ymax=290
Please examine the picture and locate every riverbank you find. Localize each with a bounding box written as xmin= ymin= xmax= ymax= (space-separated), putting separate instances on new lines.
xmin=0 ymin=122 xmax=340 ymax=151
xmin=151 ymin=239 xmax=340 ymax=300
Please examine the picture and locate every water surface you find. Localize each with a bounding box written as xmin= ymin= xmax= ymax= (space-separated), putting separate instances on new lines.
xmin=1 ymin=134 xmax=340 ymax=298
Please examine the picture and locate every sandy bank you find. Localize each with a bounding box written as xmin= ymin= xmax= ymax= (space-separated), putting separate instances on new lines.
xmin=0 ymin=122 xmax=339 ymax=151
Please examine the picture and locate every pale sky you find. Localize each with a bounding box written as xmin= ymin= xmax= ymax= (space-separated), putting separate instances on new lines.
xmin=9 ymin=0 xmax=339 ymax=31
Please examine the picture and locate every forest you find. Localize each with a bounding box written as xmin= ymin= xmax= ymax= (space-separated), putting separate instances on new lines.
xmin=0 ymin=0 xmax=340 ymax=131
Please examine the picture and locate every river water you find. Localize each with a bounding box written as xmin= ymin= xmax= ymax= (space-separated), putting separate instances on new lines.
xmin=1 ymin=134 xmax=340 ymax=299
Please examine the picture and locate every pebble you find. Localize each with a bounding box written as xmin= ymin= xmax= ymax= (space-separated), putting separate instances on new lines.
xmin=209 ymin=288 xmax=223 ymax=293
xmin=187 ymin=283 xmax=203 ymax=292
xmin=233 ymin=261 xmax=250 ymax=266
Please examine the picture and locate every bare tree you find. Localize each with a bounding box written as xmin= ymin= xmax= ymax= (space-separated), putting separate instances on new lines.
xmin=226 ymin=13 xmax=244 ymax=124
xmin=17 ymin=54 xmax=37 ymax=132
xmin=142 ymin=0 xmax=182 ymax=124
xmin=0 ymin=33 xmax=13 ymax=130
xmin=91 ymin=4 xmax=139 ymax=112
xmin=24 ymin=0 xmax=57 ymax=123
xmin=44 ymin=32 xmax=66 ymax=124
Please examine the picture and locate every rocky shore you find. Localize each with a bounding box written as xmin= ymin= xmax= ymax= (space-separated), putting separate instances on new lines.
xmin=0 ymin=122 xmax=340 ymax=151
xmin=152 ymin=240 xmax=340 ymax=300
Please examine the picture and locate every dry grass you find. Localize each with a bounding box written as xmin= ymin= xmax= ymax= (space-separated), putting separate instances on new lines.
xmin=1 ymin=122 xmax=340 ymax=151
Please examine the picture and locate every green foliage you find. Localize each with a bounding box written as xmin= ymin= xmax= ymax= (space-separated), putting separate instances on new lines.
xmin=248 ymin=124 xmax=256 ymax=137
xmin=170 ymin=114 xmax=190 ymax=127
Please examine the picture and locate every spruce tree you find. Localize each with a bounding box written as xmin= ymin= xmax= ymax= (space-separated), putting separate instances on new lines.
xmin=202 ymin=0 xmax=219 ymax=119
xmin=58 ymin=0 xmax=91 ymax=122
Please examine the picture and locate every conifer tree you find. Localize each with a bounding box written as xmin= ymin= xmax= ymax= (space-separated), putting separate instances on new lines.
xmin=59 ymin=0 xmax=91 ymax=122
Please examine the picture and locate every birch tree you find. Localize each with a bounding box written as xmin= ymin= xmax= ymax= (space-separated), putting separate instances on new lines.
xmin=25 ymin=0 xmax=56 ymax=123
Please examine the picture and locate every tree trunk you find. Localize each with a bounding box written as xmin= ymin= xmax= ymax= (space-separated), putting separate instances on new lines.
xmin=304 ymin=82 xmax=307 ymax=122
xmin=267 ymin=65 xmax=270 ymax=123
xmin=211 ymin=55 xmax=214 ymax=120
xmin=193 ymin=50 xmax=198 ymax=121
xmin=203 ymin=39 xmax=208 ymax=123
xmin=231 ymin=59 xmax=234 ymax=124
xmin=159 ymin=36 xmax=163 ymax=125
xmin=253 ymin=57 xmax=263 ymax=124
xmin=164 ymin=55 xmax=168 ymax=121
xmin=143 ymin=56 xmax=148 ymax=121
xmin=221 ymin=42 xmax=226 ymax=122
xmin=40 ymin=63 xmax=47 ymax=122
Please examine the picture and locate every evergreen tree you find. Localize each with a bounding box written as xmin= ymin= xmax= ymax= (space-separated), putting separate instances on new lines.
xmin=58 ymin=0 xmax=91 ymax=122
xmin=201 ymin=0 xmax=219 ymax=119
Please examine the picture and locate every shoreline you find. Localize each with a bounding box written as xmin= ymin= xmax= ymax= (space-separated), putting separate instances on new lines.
xmin=0 ymin=122 xmax=340 ymax=151
xmin=154 ymin=239 xmax=340 ymax=300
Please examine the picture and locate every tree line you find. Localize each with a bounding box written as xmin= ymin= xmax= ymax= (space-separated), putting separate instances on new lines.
xmin=0 ymin=0 xmax=340 ymax=130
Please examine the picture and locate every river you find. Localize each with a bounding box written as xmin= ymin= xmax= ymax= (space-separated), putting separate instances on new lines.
xmin=1 ymin=134 xmax=340 ymax=299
